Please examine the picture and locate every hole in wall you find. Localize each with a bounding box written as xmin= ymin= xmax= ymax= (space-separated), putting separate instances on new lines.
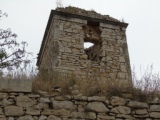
xmin=84 ymin=42 xmax=94 ymax=48
xmin=84 ymin=42 xmax=101 ymax=62
xmin=87 ymin=20 xmax=100 ymax=27
xmin=82 ymin=20 xmax=102 ymax=62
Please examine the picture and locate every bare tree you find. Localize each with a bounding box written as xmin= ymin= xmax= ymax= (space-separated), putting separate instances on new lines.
xmin=0 ymin=10 xmax=32 ymax=72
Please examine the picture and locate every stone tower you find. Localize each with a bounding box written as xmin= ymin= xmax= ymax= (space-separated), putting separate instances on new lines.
xmin=37 ymin=7 xmax=132 ymax=87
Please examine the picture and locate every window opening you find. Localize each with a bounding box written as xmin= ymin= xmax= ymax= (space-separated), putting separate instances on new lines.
xmin=84 ymin=42 xmax=94 ymax=48
xmin=82 ymin=21 xmax=102 ymax=62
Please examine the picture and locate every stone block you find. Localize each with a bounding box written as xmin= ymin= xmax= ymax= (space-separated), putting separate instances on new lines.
xmin=120 ymin=65 xmax=127 ymax=72
xmin=97 ymin=115 xmax=115 ymax=120
xmin=5 ymin=106 xmax=24 ymax=117
xmin=47 ymin=115 xmax=61 ymax=120
xmin=73 ymin=96 xmax=88 ymax=101
xmin=127 ymin=101 xmax=149 ymax=108
xmin=87 ymin=102 xmax=109 ymax=113
xmin=16 ymin=95 xmax=36 ymax=107
xmin=111 ymin=106 xmax=131 ymax=114
xmin=0 ymin=93 xmax=8 ymax=100
xmin=88 ymin=96 xmax=106 ymax=102
xmin=33 ymin=103 xmax=49 ymax=110
xmin=78 ymin=105 xmax=84 ymax=112
xmin=150 ymin=105 xmax=160 ymax=111
xmin=28 ymin=94 xmax=40 ymax=98
xmin=110 ymin=96 xmax=127 ymax=106
xmin=119 ymin=56 xmax=125 ymax=62
xmin=0 ymin=99 xmax=12 ymax=106
xmin=116 ymin=114 xmax=134 ymax=119
xmin=39 ymin=98 xmax=51 ymax=103
xmin=8 ymin=117 xmax=14 ymax=120
xmin=135 ymin=109 xmax=148 ymax=115
xmin=0 ymin=108 xmax=3 ymax=115
xmin=70 ymin=112 xmax=96 ymax=119
xmin=109 ymin=73 xmax=117 ymax=79
xmin=0 ymin=115 xmax=6 ymax=120
xmin=0 ymin=79 xmax=32 ymax=92
xmin=42 ymin=109 xmax=70 ymax=117
xmin=39 ymin=115 xmax=47 ymax=120
xmin=26 ymin=108 xmax=41 ymax=115
xmin=149 ymin=112 xmax=160 ymax=118
xmin=51 ymin=101 xmax=76 ymax=110
xmin=117 ymin=72 xmax=126 ymax=79
xmin=17 ymin=115 xmax=34 ymax=120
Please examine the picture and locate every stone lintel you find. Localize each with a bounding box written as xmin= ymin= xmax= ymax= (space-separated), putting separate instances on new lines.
xmin=53 ymin=15 xmax=87 ymax=24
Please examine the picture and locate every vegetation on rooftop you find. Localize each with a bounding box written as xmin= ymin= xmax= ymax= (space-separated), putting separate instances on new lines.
xmin=56 ymin=6 xmax=119 ymax=22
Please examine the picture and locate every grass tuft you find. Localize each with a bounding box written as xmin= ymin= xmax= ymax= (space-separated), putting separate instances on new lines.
xmin=1 ymin=65 xmax=160 ymax=102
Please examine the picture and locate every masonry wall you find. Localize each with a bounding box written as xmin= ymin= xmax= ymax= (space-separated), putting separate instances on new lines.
xmin=38 ymin=13 xmax=132 ymax=87
xmin=1 ymin=91 xmax=160 ymax=120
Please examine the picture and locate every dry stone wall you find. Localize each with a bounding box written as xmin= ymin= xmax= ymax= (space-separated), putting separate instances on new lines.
xmin=1 ymin=91 xmax=160 ymax=120
xmin=37 ymin=7 xmax=132 ymax=88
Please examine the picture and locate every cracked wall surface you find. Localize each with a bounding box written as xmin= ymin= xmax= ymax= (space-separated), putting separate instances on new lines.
xmin=37 ymin=7 xmax=132 ymax=88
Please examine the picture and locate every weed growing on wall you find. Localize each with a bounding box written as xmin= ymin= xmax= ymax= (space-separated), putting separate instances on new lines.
xmin=2 ymin=64 xmax=160 ymax=102
xmin=33 ymin=66 xmax=160 ymax=101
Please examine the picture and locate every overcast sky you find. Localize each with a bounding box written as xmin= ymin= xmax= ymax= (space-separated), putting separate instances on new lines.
xmin=0 ymin=0 xmax=160 ymax=74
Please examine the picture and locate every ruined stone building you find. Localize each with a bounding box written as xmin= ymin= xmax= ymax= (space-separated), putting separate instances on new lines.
xmin=37 ymin=7 xmax=132 ymax=87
